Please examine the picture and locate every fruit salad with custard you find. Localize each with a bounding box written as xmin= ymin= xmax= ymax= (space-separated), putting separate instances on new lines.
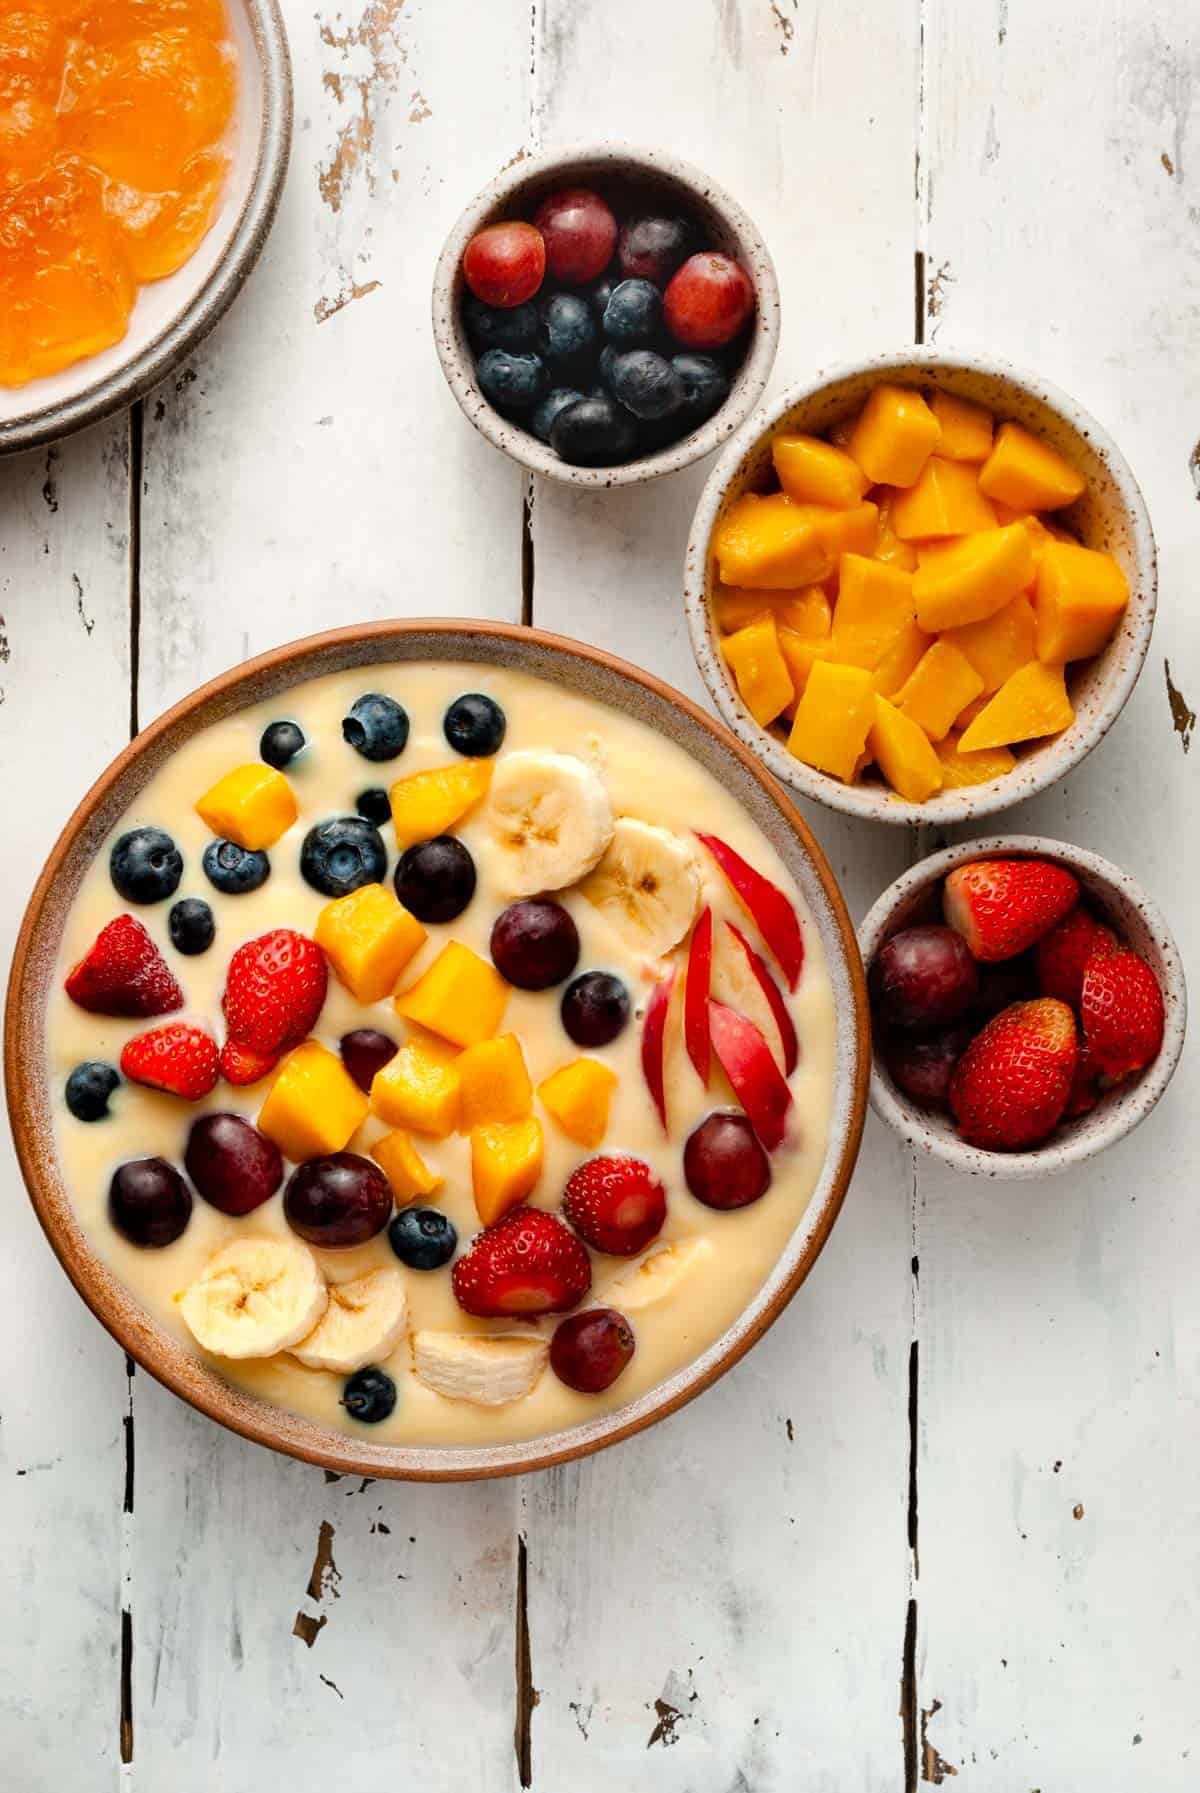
xmin=48 ymin=661 xmax=836 ymax=1446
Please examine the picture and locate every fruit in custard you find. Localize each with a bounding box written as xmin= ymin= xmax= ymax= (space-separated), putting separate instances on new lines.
xmin=551 ymin=1308 xmax=636 ymax=1393
xmin=220 ymin=927 xmax=328 ymax=1085
xmin=259 ymin=719 xmax=305 ymax=770
xmin=1080 ymin=947 xmax=1165 ymax=1079
xmin=485 ymin=750 xmax=613 ymax=894
xmin=697 ymin=832 xmax=805 ymax=990
xmin=463 ymin=294 xmax=539 ymax=352
xmin=342 ymin=692 xmax=409 ymax=762
xmin=370 ymin=1040 xmax=461 ymax=1138
xmin=683 ymin=1111 xmax=771 ymax=1209
xmin=533 ymin=186 xmax=616 ymax=284
xmin=581 ymin=818 xmax=702 ymax=957
xmin=470 ymin=1115 xmax=544 ymax=1224
xmin=881 ymin=1023 xmax=974 ymax=1109
xmin=708 ymin=999 xmax=793 ymax=1151
xmin=978 ymin=421 xmax=1086 ymax=512
xmin=943 ymin=858 xmax=1079 ymax=962
xmin=64 ymin=913 xmax=183 ymax=1017
xmin=315 ymin=882 xmax=426 ymax=1001
xmin=184 ymin=1113 xmax=283 ymax=1216
xmin=640 ymin=968 xmax=675 ymax=1130
xmin=258 ymin=1041 xmax=368 ymax=1161
xmin=411 ymin=1331 xmax=548 ymax=1405
xmin=202 ymin=838 xmax=270 ymax=894
xmin=672 ymin=352 xmax=730 ymax=425
xmin=195 ymin=763 xmax=297 ymax=851
xmin=443 ymin=691 xmax=507 ymax=757
xmin=956 ymin=661 xmax=1073 ymax=753
xmin=491 ymin=898 xmax=581 ymax=990
xmin=1035 ymin=906 xmax=1116 ymax=1008
xmin=396 ymin=940 xmax=509 ymax=1048
xmin=372 ymin=1129 xmax=442 ymax=1203
xmin=476 ymin=348 xmax=549 ymax=412
xmin=725 ymin=921 xmax=798 ymax=1075
xmin=180 ymin=1235 xmax=326 ymax=1358
xmin=684 ymin=906 xmax=714 ymax=1084
xmin=618 ymin=212 xmax=695 ymax=284
xmin=120 ymin=1021 xmax=219 ymax=1100
xmin=949 ymin=998 xmax=1077 ymax=1150
xmin=393 ymin=836 xmax=476 ymax=924
xmin=562 ymin=971 xmax=630 ymax=1047
xmin=459 ymin=1034 xmax=533 ymax=1129
xmin=340 ymin=1366 xmax=397 ymax=1425
xmin=389 ymin=759 xmax=493 ymax=851
xmin=109 ymin=1157 xmax=191 ymax=1248
xmin=463 ymin=220 xmax=546 ymax=307
xmin=537 ymin=1056 xmax=617 ymax=1149
xmin=549 ymin=394 xmax=637 ymax=466
xmin=168 ymin=896 xmax=214 ymax=955
xmin=110 ymin=825 xmax=183 ymax=903
xmin=846 ymin=384 xmax=941 ymax=487
xmin=606 ymin=1237 xmax=713 ymax=1308
xmin=601 ymin=277 xmax=662 ymax=347
xmin=563 ymin=1155 xmax=666 ymax=1255
xmin=300 ymin=815 xmax=387 ymax=899
xmin=536 ymin=291 xmax=597 ymax=369
xmin=451 ymin=1206 xmax=591 ymax=1318
xmin=664 ymin=253 xmax=754 ymax=348
xmin=355 ymin=787 xmax=392 ymax=826
xmin=65 ymin=1060 xmax=120 ymax=1123
xmin=531 ymin=385 xmax=586 ymax=443
xmin=284 ymin=1152 xmax=393 ymax=1247
xmin=291 ymin=1268 xmax=408 ymax=1375
xmin=609 ymin=349 xmax=685 ymax=421
xmin=389 ymin=1206 xmax=457 ymax=1271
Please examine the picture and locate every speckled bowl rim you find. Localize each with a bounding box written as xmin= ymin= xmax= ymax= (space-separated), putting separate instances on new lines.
xmin=5 ymin=620 xmax=868 ymax=1481
xmin=431 ymin=142 xmax=781 ymax=489
xmin=0 ymin=0 xmax=292 ymax=457
xmin=683 ymin=347 xmax=1158 ymax=825
xmin=857 ymin=835 xmax=1187 ymax=1178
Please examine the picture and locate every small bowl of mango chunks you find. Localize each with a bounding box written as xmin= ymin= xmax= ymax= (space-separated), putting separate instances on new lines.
xmin=683 ymin=349 xmax=1157 ymax=824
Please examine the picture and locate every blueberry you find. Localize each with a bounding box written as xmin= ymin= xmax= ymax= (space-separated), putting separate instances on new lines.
xmin=341 ymin=1366 xmax=397 ymax=1424
xmin=65 ymin=1061 xmax=120 ymax=1122
xmin=342 ymin=693 xmax=409 ymax=762
xmin=597 ymin=344 xmax=620 ymax=393
xmin=388 ymin=1206 xmax=457 ymax=1271
xmin=110 ymin=826 xmax=183 ymax=904
xmin=636 ymin=413 xmax=691 ymax=455
xmin=609 ymin=349 xmax=685 ymax=421
xmin=463 ymin=295 xmax=538 ymax=353
xmin=673 ymin=352 xmax=731 ymax=424
xmin=536 ymin=292 xmax=597 ymax=370
xmin=260 ymin=720 xmax=305 ymax=769
xmin=549 ymin=396 xmax=637 ymax=466
xmin=588 ymin=275 xmax=616 ymax=319
xmin=531 ymin=385 xmax=585 ymax=443
xmin=562 ymin=971 xmax=631 ymax=1046
xmin=203 ymin=838 xmax=270 ymax=895
xmin=394 ymin=836 xmax=476 ymax=924
xmin=443 ymin=692 xmax=507 ymax=756
xmin=602 ymin=278 xmax=662 ymax=348
xmin=300 ymin=816 xmax=387 ymax=898
xmin=356 ymin=786 xmax=392 ymax=826
xmin=476 ymin=349 xmax=549 ymax=413
xmin=617 ymin=213 xmax=696 ymax=285
xmin=168 ymin=897 xmax=215 ymax=955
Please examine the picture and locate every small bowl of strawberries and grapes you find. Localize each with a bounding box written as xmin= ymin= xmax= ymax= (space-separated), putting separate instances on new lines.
xmin=858 ymin=837 xmax=1186 ymax=1176
xmin=432 ymin=143 xmax=780 ymax=484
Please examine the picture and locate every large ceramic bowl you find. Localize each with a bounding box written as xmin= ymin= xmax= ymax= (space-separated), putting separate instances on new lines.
xmin=432 ymin=143 xmax=781 ymax=488
xmin=0 ymin=0 xmax=292 ymax=456
xmin=5 ymin=621 xmax=868 ymax=1481
xmin=684 ymin=348 xmax=1157 ymax=825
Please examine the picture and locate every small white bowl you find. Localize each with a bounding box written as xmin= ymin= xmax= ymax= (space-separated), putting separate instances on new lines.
xmin=431 ymin=142 xmax=780 ymax=489
xmin=684 ymin=348 xmax=1157 ymax=826
xmin=857 ymin=836 xmax=1187 ymax=1178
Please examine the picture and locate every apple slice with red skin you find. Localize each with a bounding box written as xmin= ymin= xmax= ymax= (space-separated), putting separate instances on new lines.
xmin=641 ymin=967 xmax=676 ymax=1130
xmin=708 ymin=999 xmax=793 ymax=1151
xmin=684 ymin=907 xmax=713 ymax=1085
xmin=726 ymin=922 xmax=798 ymax=1076
xmin=697 ymin=833 xmax=804 ymax=990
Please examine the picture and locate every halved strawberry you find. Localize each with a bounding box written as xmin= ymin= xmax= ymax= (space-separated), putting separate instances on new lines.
xmin=220 ymin=928 xmax=327 ymax=1086
xmin=708 ymin=999 xmax=793 ymax=1150
xmin=640 ymin=966 xmax=676 ymax=1130
xmin=451 ymin=1207 xmax=592 ymax=1318
xmin=726 ymin=921 xmax=799 ymax=1076
xmin=697 ymin=832 xmax=804 ymax=989
xmin=120 ymin=1023 xmax=220 ymax=1101
xmin=1081 ymin=948 xmax=1165 ymax=1079
xmin=949 ymin=998 xmax=1077 ymax=1150
xmin=683 ymin=907 xmax=713 ymax=1086
xmin=65 ymin=915 xmax=183 ymax=1017
xmin=562 ymin=1155 xmax=667 ymax=1256
xmin=944 ymin=858 xmax=1079 ymax=963
xmin=1036 ymin=905 xmax=1116 ymax=1008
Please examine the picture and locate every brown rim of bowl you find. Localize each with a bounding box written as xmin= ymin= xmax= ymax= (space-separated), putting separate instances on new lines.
xmin=5 ymin=619 xmax=869 ymax=1481
xmin=0 ymin=0 xmax=292 ymax=457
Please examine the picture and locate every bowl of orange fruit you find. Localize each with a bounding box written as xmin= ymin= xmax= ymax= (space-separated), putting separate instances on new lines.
xmin=683 ymin=349 xmax=1157 ymax=824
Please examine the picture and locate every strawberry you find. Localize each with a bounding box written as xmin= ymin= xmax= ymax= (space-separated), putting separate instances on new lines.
xmin=120 ymin=1023 xmax=220 ymax=1101
xmin=219 ymin=928 xmax=327 ymax=1086
xmin=562 ymin=1155 xmax=667 ymax=1256
xmin=65 ymin=914 xmax=184 ymax=1017
xmin=949 ymin=998 xmax=1077 ymax=1150
xmin=943 ymin=858 xmax=1079 ymax=963
xmin=1035 ymin=905 xmax=1116 ymax=1008
xmin=1081 ymin=947 xmax=1165 ymax=1079
xmin=451 ymin=1207 xmax=592 ymax=1318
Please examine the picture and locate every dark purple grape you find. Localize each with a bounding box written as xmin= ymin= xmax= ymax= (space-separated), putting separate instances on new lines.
xmin=184 ymin=1113 xmax=283 ymax=1216
xmin=109 ymin=1157 xmax=191 ymax=1247
xmin=868 ymin=925 xmax=979 ymax=1029
xmin=973 ymin=951 xmax=1038 ymax=1022
xmin=682 ymin=1112 xmax=771 ymax=1210
xmin=550 ymin=1308 xmax=636 ymax=1393
xmin=881 ymin=1023 xmax=975 ymax=1111
xmin=340 ymin=1028 xmax=399 ymax=1093
xmin=617 ymin=213 xmax=697 ymax=285
xmin=394 ymin=836 xmax=476 ymax=924
xmin=561 ymin=971 xmax=630 ymax=1046
xmin=284 ymin=1154 xmax=392 ymax=1247
xmin=491 ymin=899 xmax=580 ymax=990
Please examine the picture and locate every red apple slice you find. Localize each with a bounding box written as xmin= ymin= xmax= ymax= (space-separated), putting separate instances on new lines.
xmin=708 ymin=999 xmax=793 ymax=1151
xmin=697 ymin=832 xmax=804 ymax=990
xmin=726 ymin=922 xmax=798 ymax=1076
xmin=641 ymin=967 xmax=676 ymax=1130
xmin=684 ymin=907 xmax=713 ymax=1085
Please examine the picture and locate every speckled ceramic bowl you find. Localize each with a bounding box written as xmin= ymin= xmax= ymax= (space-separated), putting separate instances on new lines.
xmin=6 ymin=620 xmax=867 ymax=1481
xmin=684 ymin=349 xmax=1157 ymax=825
xmin=431 ymin=143 xmax=780 ymax=489
xmin=857 ymin=836 xmax=1186 ymax=1177
xmin=0 ymin=0 xmax=292 ymax=457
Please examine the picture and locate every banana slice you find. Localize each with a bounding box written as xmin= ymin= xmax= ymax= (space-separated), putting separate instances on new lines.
xmin=180 ymin=1236 xmax=327 ymax=1360
xmin=289 ymin=1267 xmax=407 ymax=1374
xmin=603 ymin=1237 xmax=714 ymax=1311
xmin=411 ymin=1331 xmax=549 ymax=1406
xmin=486 ymin=751 xmax=614 ymax=896
xmin=580 ymin=817 xmax=702 ymax=958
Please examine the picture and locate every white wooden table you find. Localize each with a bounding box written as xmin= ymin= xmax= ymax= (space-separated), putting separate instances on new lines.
xmin=2 ymin=2 xmax=1196 ymax=1785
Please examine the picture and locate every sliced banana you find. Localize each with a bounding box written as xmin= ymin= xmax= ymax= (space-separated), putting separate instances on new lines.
xmin=289 ymin=1268 xmax=408 ymax=1374
xmin=485 ymin=750 xmax=614 ymax=896
xmin=580 ymin=817 xmax=702 ymax=959
xmin=411 ymin=1330 xmax=549 ymax=1406
xmin=602 ymin=1237 xmax=714 ymax=1311
xmin=180 ymin=1236 xmax=327 ymax=1360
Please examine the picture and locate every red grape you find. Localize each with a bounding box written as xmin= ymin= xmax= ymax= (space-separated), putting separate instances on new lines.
xmin=550 ymin=1308 xmax=635 ymax=1393
xmin=663 ymin=253 xmax=755 ymax=348
xmin=617 ymin=213 xmax=696 ymax=285
xmin=682 ymin=1111 xmax=771 ymax=1210
xmin=340 ymin=1028 xmax=399 ymax=1093
xmin=185 ymin=1113 xmax=282 ymax=1216
xmin=490 ymin=899 xmax=580 ymax=990
xmin=463 ymin=221 xmax=546 ymax=308
xmin=109 ymin=1158 xmax=191 ymax=1247
xmin=868 ymin=925 xmax=979 ymax=1030
xmin=882 ymin=1024 xmax=975 ymax=1110
xmin=284 ymin=1154 xmax=393 ymax=1247
xmin=533 ymin=186 xmax=617 ymax=284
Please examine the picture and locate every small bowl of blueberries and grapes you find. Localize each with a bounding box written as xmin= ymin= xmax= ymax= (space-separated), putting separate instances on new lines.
xmin=432 ymin=143 xmax=781 ymax=484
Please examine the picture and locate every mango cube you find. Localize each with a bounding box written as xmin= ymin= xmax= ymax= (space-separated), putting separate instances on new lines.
xmin=889 ymin=457 xmax=998 ymax=540
xmin=458 ymin=1034 xmax=533 ymax=1129
xmin=957 ymin=660 xmax=1074 ymax=752
xmin=714 ymin=583 xmax=831 ymax=637
xmin=829 ymin=554 xmax=916 ymax=671
xmin=370 ymin=1040 xmax=461 ymax=1137
xmin=471 ymin=1117 xmax=544 ymax=1225
xmin=258 ymin=1041 xmax=368 ymax=1163
xmin=872 ymin=492 xmax=920 ymax=571
xmin=777 ymin=630 xmax=828 ymax=713
xmin=819 ymin=500 xmax=880 ymax=562
xmin=896 ymin=641 xmax=984 ymax=742
xmin=772 ymin=433 xmax=868 ymax=509
xmin=195 ymin=763 xmax=297 ymax=851
xmin=929 ymin=390 xmax=994 ymax=462
xmin=538 ymin=1057 xmax=618 ymax=1149
xmin=713 ymin=494 xmax=877 ymax=589
xmin=722 ymin=611 xmax=795 ymax=725
xmin=314 ymin=883 xmax=426 ymax=1003
xmin=786 ymin=659 xmax=876 ymax=781
xmin=868 ymin=696 xmax=944 ymax=802
xmin=935 ymin=732 xmax=1017 ymax=788
xmin=944 ymin=594 xmax=1037 ymax=695
xmin=954 ymin=692 xmax=991 ymax=731
xmin=978 ymin=422 xmax=1086 ymax=512
xmin=389 ymin=760 xmax=492 ymax=852
xmin=1034 ymin=542 xmax=1129 ymax=663
xmin=371 ymin=1129 xmax=443 ymax=1203
xmin=847 ymin=384 xmax=941 ymax=486
xmin=870 ymin=621 xmax=932 ymax=698
xmin=395 ymin=941 xmax=509 ymax=1048
xmin=913 ymin=524 xmax=1036 ymax=631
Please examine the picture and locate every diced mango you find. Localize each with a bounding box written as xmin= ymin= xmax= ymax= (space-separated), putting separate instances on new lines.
xmin=870 ymin=621 xmax=932 ymax=698
xmin=314 ymin=883 xmax=427 ymax=1003
xmin=777 ymin=630 xmax=828 ymax=714
xmin=195 ymin=763 xmax=297 ymax=851
xmin=935 ymin=732 xmax=1017 ymax=788
xmin=458 ymin=1034 xmax=533 ymax=1130
xmin=954 ymin=692 xmax=991 ymax=731
xmin=1034 ymin=542 xmax=1129 ymax=663
xmin=722 ymin=611 xmax=795 ymax=725
xmin=713 ymin=493 xmax=834 ymax=589
xmin=847 ymin=384 xmax=941 ymax=487
xmin=868 ymin=695 xmax=944 ymax=802
xmin=786 ymin=660 xmax=876 ymax=781
xmin=714 ymin=584 xmax=831 ymax=637
xmin=371 ymin=1129 xmax=443 ymax=1203
xmin=821 ymin=500 xmax=880 ymax=561
xmin=872 ymin=491 xmax=920 ymax=571
xmin=538 ymin=1057 xmax=618 ymax=1149
xmin=395 ymin=941 xmax=509 ymax=1048
xmin=928 ymin=390 xmax=994 ymax=462
xmin=944 ymin=594 xmax=1038 ymax=695
xmin=470 ymin=1117 xmax=544 ymax=1226
xmin=772 ymin=433 xmax=868 ymax=509
xmin=958 ymin=660 xmax=1074 ymax=752
xmin=896 ymin=641 xmax=984 ymax=742
xmin=912 ymin=524 xmax=1036 ymax=631
xmin=258 ymin=1040 xmax=368 ymax=1163
xmin=889 ymin=458 xmax=998 ymax=540
xmin=370 ymin=1040 xmax=461 ymax=1137
xmin=828 ymin=554 xmax=916 ymax=671
xmin=978 ymin=421 xmax=1086 ymax=512
xmin=389 ymin=760 xmax=492 ymax=852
